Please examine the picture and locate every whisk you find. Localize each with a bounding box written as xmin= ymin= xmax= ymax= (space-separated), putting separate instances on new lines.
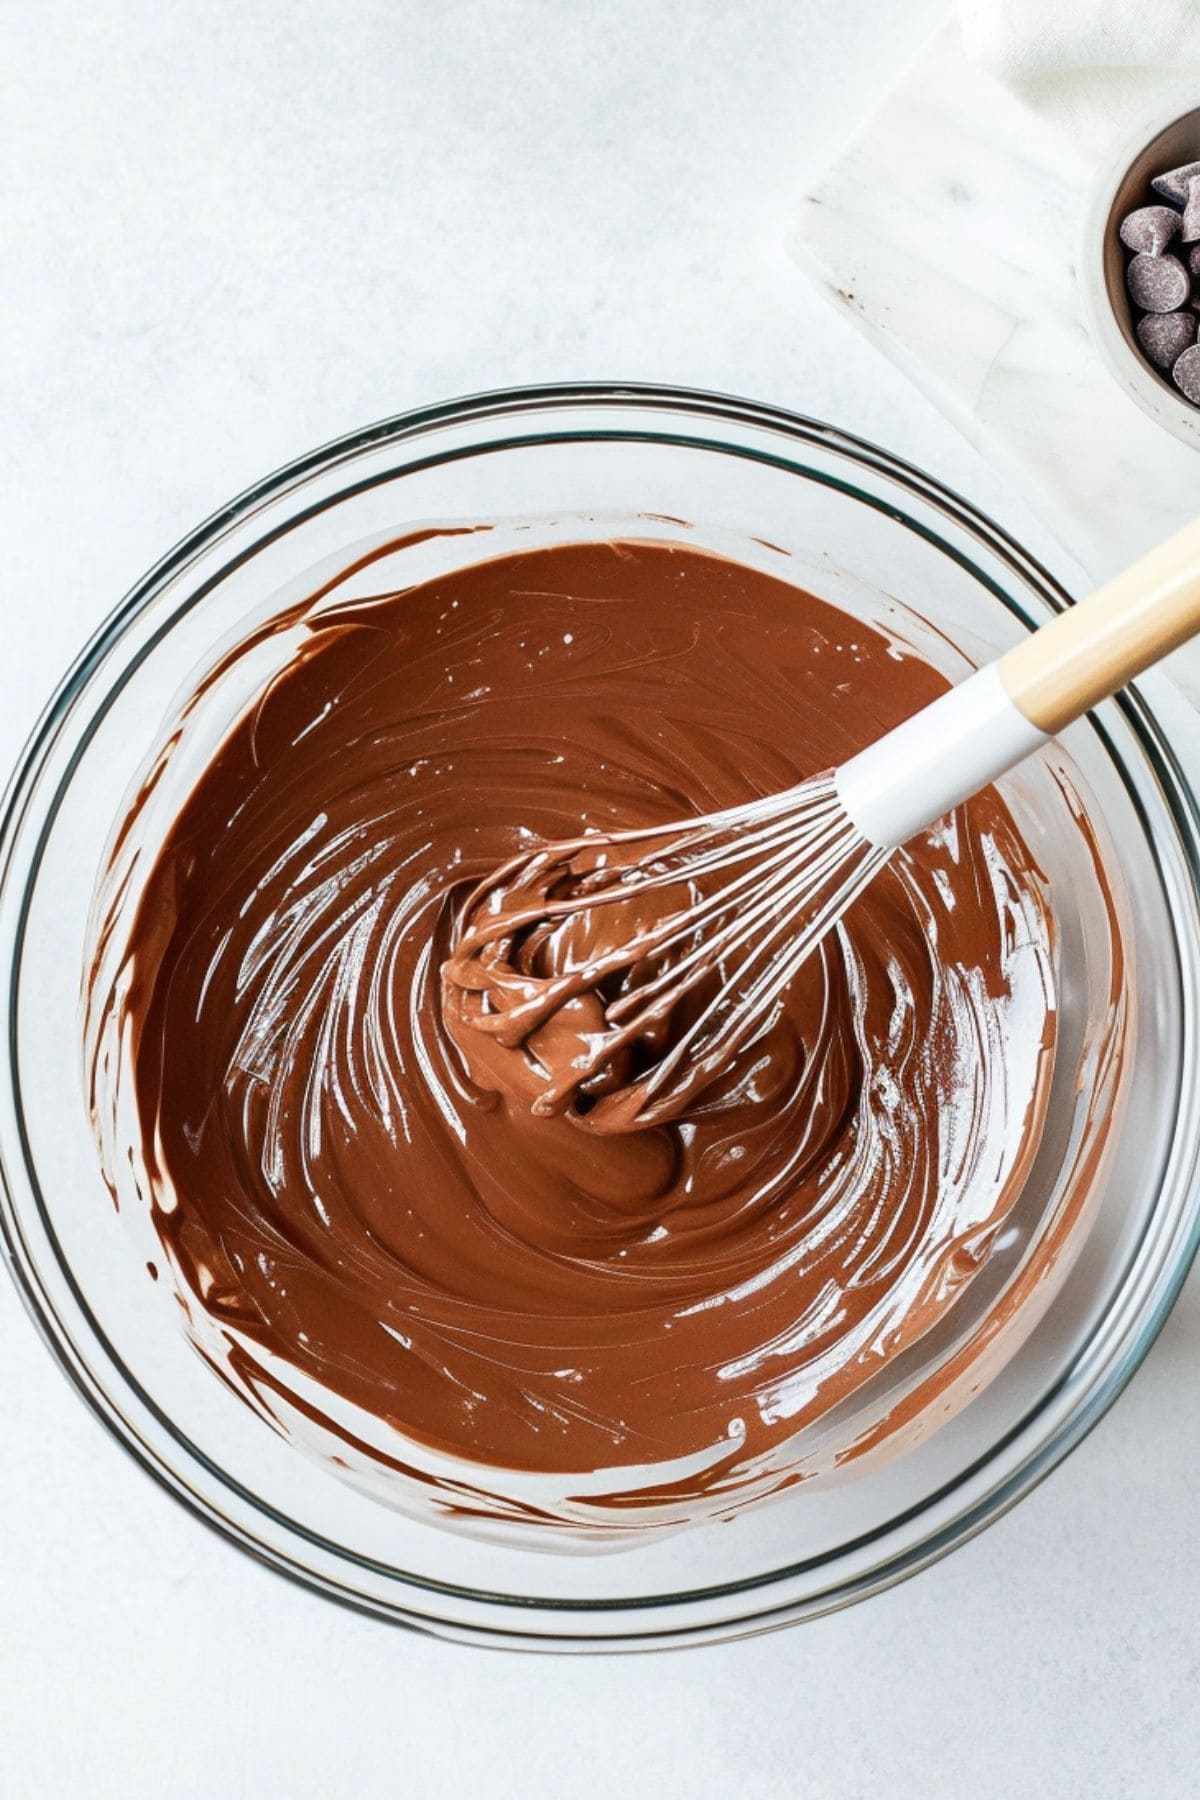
xmin=443 ymin=519 xmax=1200 ymax=1132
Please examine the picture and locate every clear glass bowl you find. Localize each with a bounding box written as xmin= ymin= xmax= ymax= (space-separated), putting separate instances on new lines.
xmin=3 ymin=383 xmax=1200 ymax=1649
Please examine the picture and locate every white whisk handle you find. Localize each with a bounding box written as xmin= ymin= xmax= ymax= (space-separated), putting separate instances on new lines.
xmin=835 ymin=663 xmax=1048 ymax=850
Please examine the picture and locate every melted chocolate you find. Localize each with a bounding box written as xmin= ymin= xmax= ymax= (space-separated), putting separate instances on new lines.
xmin=88 ymin=540 xmax=1066 ymax=1528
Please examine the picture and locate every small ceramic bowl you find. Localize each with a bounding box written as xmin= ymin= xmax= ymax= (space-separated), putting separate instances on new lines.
xmin=1081 ymin=98 xmax=1200 ymax=452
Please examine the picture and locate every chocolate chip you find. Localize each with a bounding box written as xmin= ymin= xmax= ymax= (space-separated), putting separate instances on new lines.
xmin=1188 ymin=244 xmax=1200 ymax=277
xmin=1120 ymin=205 xmax=1181 ymax=253
xmin=1137 ymin=310 xmax=1196 ymax=369
xmin=1183 ymin=177 xmax=1200 ymax=244
xmin=1127 ymin=251 xmax=1190 ymax=312
xmin=1172 ymin=343 xmax=1200 ymax=403
xmin=1151 ymin=160 xmax=1200 ymax=207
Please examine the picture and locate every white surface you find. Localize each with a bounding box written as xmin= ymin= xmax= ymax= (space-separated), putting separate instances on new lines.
xmin=792 ymin=23 xmax=1200 ymax=597
xmin=2 ymin=2 xmax=1199 ymax=1795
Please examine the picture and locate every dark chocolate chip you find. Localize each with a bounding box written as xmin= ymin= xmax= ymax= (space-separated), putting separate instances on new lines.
xmin=1120 ymin=205 xmax=1180 ymax=253
xmin=1127 ymin=251 xmax=1190 ymax=312
xmin=1151 ymin=160 xmax=1200 ymax=207
xmin=1137 ymin=309 xmax=1196 ymax=369
xmin=1172 ymin=342 xmax=1200 ymax=404
xmin=1183 ymin=176 xmax=1200 ymax=244
xmin=1188 ymin=244 xmax=1200 ymax=277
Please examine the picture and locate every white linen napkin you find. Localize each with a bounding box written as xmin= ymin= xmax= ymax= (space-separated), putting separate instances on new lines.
xmin=960 ymin=0 xmax=1200 ymax=148
xmin=960 ymin=0 xmax=1200 ymax=82
xmin=791 ymin=2 xmax=1200 ymax=669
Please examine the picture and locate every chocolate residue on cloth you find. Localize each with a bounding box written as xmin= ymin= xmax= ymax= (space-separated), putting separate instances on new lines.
xmin=85 ymin=538 xmax=1108 ymax=1541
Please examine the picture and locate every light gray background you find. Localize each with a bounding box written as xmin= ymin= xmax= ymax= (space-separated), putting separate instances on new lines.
xmin=2 ymin=3 xmax=1197 ymax=1795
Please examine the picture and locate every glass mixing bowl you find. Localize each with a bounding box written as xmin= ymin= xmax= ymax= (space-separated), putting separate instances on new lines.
xmin=3 ymin=384 xmax=1200 ymax=1649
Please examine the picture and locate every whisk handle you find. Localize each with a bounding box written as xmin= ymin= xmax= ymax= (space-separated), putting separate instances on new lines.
xmin=836 ymin=663 xmax=1047 ymax=848
xmin=837 ymin=515 xmax=1200 ymax=849
xmin=998 ymin=514 xmax=1200 ymax=734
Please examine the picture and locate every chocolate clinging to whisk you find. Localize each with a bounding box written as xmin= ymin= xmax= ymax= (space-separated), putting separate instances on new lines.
xmin=442 ymin=774 xmax=888 ymax=1132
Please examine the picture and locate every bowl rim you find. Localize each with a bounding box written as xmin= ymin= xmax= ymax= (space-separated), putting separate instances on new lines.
xmin=4 ymin=380 xmax=1200 ymax=1649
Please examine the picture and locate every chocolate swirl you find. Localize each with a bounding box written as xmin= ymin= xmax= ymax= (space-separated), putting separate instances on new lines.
xmin=87 ymin=539 xmax=1065 ymax=1537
